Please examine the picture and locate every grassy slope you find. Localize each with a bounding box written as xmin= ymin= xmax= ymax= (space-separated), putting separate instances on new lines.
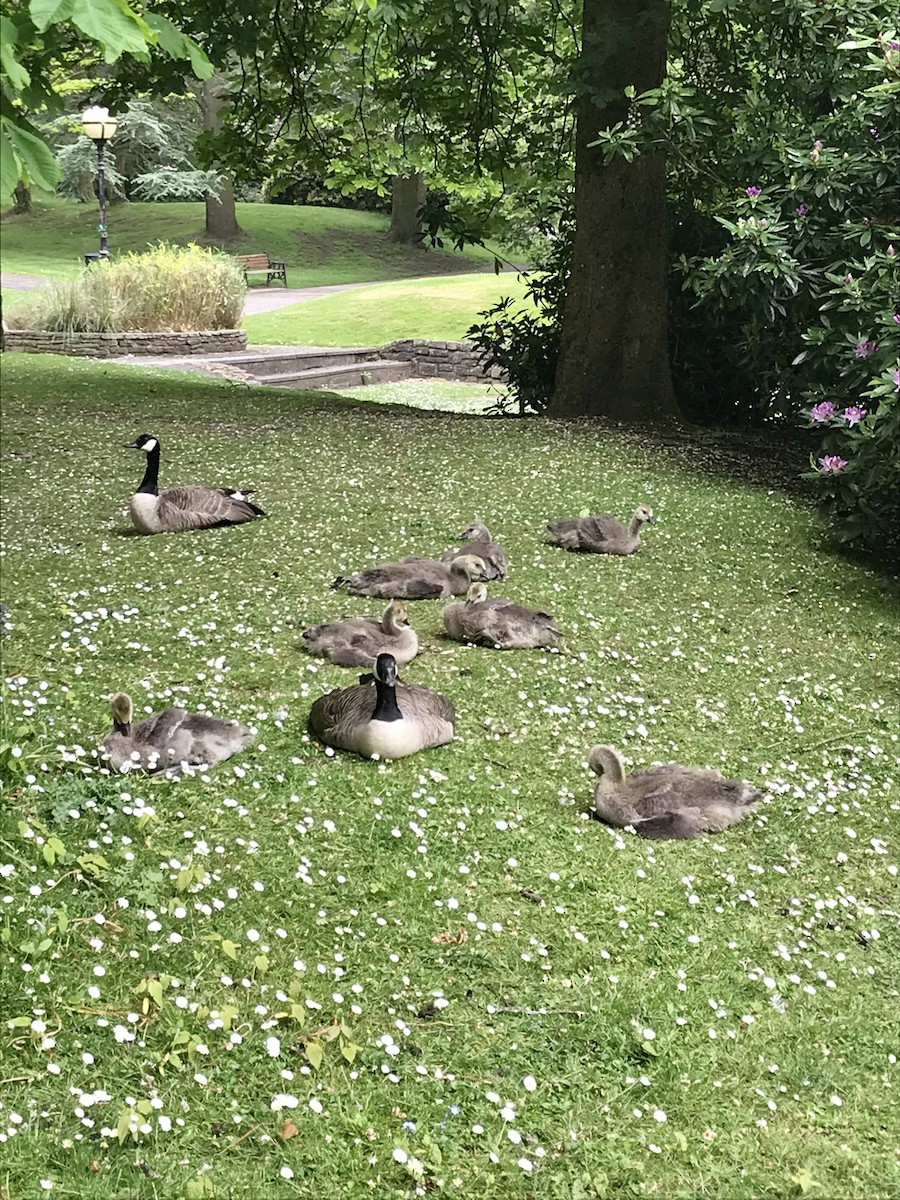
xmin=1 ymin=356 xmax=898 ymax=1200
xmin=243 ymin=272 xmax=534 ymax=345
xmin=0 ymin=200 xmax=501 ymax=285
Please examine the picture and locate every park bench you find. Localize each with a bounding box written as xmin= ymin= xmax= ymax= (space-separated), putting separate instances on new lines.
xmin=235 ymin=252 xmax=288 ymax=287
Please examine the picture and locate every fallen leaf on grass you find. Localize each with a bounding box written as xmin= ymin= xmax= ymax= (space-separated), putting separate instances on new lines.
xmin=431 ymin=927 xmax=468 ymax=945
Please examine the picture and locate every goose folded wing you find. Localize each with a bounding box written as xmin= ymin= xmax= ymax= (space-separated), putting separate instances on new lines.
xmin=158 ymin=486 xmax=262 ymax=528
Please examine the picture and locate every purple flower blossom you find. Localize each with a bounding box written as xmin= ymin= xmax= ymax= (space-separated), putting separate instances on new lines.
xmin=894 ymin=314 xmax=900 ymax=324
xmin=893 ymin=368 xmax=900 ymax=389
xmin=855 ymin=340 xmax=878 ymax=358
xmin=813 ymin=140 xmax=823 ymax=149
xmin=843 ymin=405 xmax=867 ymax=426
xmin=401 ymin=1120 xmax=417 ymax=1131
xmin=819 ymin=455 xmax=848 ymax=474
xmin=745 ymin=186 xmax=762 ymax=197
xmin=809 ymin=401 xmax=837 ymax=422
xmin=887 ymin=40 xmax=900 ymax=50
xmin=795 ymin=204 xmax=809 ymax=216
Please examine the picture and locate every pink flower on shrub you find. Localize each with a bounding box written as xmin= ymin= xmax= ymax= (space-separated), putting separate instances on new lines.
xmin=819 ymin=455 xmax=848 ymax=474
xmin=795 ymin=204 xmax=809 ymax=216
xmin=893 ymin=368 xmax=900 ymax=389
xmin=854 ymin=340 xmax=878 ymax=358
xmin=809 ymin=401 xmax=837 ymax=422
xmin=894 ymin=314 xmax=900 ymax=324
xmin=842 ymin=406 xmax=867 ymax=426
xmin=745 ymin=186 xmax=762 ymax=197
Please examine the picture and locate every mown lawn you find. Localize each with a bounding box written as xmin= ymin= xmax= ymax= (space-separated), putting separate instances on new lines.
xmin=1 ymin=355 xmax=898 ymax=1200
xmin=242 ymin=272 xmax=534 ymax=346
xmin=0 ymin=200 xmax=502 ymax=285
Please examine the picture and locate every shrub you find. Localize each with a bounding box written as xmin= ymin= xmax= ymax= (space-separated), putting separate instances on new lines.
xmin=9 ymin=244 xmax=247 ymax=333
xmin=798 ymin=252 xmax=900 ymax=557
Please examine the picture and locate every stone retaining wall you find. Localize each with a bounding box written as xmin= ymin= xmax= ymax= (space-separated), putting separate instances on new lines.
xmin=3 ymin=329 xmax=247 ymax=358
xmin=386 ymin=338 xmax=503 ymax=382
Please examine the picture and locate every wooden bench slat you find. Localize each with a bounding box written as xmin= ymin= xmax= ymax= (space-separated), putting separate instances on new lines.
xmin=234 ymin=252 xmax=288 ymax=286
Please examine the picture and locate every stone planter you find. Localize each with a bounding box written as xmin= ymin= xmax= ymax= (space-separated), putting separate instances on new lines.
xmin=385 ymin=338 xmax=504 ymax=383
xmin=2 ymin=329 xmax=247 ymax=358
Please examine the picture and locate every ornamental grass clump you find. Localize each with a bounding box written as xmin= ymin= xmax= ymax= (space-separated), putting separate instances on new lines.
xmin=9 ymin=243 xmax=246 ymax=333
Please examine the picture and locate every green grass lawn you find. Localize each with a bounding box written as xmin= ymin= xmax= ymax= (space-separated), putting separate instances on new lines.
xmin=0 ymin=199 xmax=503 ymax=285
xmin=243 ymin=272 xmax=534 ymax=345
xmin=1 ymin=355 xmax=898 ymax=1200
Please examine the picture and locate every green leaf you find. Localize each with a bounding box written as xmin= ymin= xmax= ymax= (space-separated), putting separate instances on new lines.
xmin=340 ymin=1041 xmax=361 ymax=1063
xmin=305 ymin=1040 xmax=324 ymax=1069
xmin=69 ymin=0 xmax=152 ymax=61
xmin=790 ymin=1168 xmax=819 ymax=1195
xmin=28 ymin=0 xmax=75 ymax=33
xmin=0 ymin=116 xmax=60 ymax=193
xmin=144 ymin=12 xmax=213 ymax=78
xmin=221 ymin=939 xmax=237 ymax=961
xmin=147 ymin=979 xmax=164 ymax=1007
xmin=0 ymin=18 xmax=30 ymax=90
xmin=253 ymin=953 xmax=269 ymax=973
xmin=182 ymin=1174 xmax=217 ymax=1198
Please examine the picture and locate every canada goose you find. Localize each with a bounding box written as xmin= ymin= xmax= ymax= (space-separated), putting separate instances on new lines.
xmin=332 ymin=554 xmax=487 ymax=600
xmin=302 ymin=600 xmax=419 ymax=668
xmin=440 ymin=522 xmax=509 ymax=581
xmin=125 ymin=433 xmax=265 ymax=534
xmin=587 ymin=745 xmax=760 ymax=839
xmin=309 ymin=652 xmax=455 ymax=759
xmin=443 ymin=583 xmax=563 ymax=649
xmin=103 ymin=692 xmax=254 ymax=776
xmin=547 ymin=505 xmax=654 ymax=555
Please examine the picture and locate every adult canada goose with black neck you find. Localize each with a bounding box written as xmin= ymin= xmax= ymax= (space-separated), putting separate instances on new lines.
xmin=125 ymin=433 xmax=266 ymax=534
xmin=309 ymin=652 xmax=455 ymax=759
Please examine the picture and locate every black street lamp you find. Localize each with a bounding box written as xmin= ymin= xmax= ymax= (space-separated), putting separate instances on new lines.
xmin=81 ymin=106 xmax=118 ymax=264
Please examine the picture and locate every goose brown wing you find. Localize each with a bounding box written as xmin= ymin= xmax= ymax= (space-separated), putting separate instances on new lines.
xmin=309 ymin=682 xmax=373 ymax=739
xmin=589 ymin=512 xmax=627 ymax=538
xmin=157 ymin=486 xmax=265 ymax=531
xmin=399 ymin=683 xmax=456 ymax=726
xmin=133 ymin=707 xmax=189 ymax=745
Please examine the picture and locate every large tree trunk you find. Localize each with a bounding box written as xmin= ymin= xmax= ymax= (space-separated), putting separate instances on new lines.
xmin=197 ymin=75 xmax=242 ymax=240
xmin=13 ymin=181 xmax=32 ymax=214
xmin=550 ymin=0 xmax=678 ymax=422
xmin=388 ymin=171 xmax=426 ymax=245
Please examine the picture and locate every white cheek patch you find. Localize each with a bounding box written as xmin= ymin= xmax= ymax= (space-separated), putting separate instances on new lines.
xmin=142 ymin=439 xmax=158 ymax=452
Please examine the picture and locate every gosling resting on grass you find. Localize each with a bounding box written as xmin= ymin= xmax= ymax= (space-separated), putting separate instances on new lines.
xmin=309 ymin=652 xmax=455 ymax=759
xmin=440 ymin=522 xmax=509 ymax=581
xmin=588 ymin=744 xmax=760 ymax=839
xmin=548 ymin=505 xmax=654 ymax=555
xmin=301 ymin=600 xmax=419 ymax=668
xmin=443 ymin=583 xmax=563 ymax=649
xmin=103 ymin=692 xmax=254 ymax=777
xmin=126 ymin=433 xmax=265 ymax=534
xmin=332 ymin=554 xmax=487 ymax=600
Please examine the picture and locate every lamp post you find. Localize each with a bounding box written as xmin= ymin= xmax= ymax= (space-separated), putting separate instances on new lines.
xmin=81 ymin=106 xmax=118 ymax=262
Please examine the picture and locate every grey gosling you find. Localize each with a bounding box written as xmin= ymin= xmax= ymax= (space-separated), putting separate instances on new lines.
xmin=440 ymin=521 xmax=509 ymax=581
xmin=126 ymin=433 xmax=265 ymax=534
xmin=548 ymin=504 xmax=654 ymax=555
xmin=103 ymin=692 xmax=255 ymax=776
xmin=302 ymin=600 xmax=419 ymax=668
xmin=332 ymin=553 xmax=487 ymax=600
xmin=309 ymin=652 xmax=455 ymax=759
xmin=443 ymin=582 xmax=563 ymax=650
xmin=588 ymin=744 xmax=761 ymax=839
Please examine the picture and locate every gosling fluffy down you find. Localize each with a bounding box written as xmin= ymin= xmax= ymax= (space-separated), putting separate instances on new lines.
xmin=587 ymin=744 xmax=760 ymax=839
xmin=308 ymin=652 xmax=455 ymax=759
xmin=439 ymin=522 xmax=509 ymax=581
xmin=103 ymin=692 xmax=254 ymax=777
xmin=548 ymin=505 xmax=654 ymax=555
xmin=443 ymin=583 xmax=563 ymax=649
xmin=301 ymin=600 xmax=419 ymax=668
xmin=332 ymin=554 xmax=487 ymax=600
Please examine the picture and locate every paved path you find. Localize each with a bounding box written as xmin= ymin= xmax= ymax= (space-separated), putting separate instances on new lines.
xmin=1 ymin=272 xmax=49 ymax=291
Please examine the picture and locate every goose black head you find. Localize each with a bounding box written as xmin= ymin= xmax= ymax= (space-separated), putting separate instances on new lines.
xmin=374 ymin=653 xmax=399 ymax=688
xmin=125 ymin=434 xmax=159 ymax=453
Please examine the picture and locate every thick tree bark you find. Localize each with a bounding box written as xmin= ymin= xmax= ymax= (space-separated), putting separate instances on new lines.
xmin=551 ymin=0 xmax=679 ymax=421
xmin=197 ymin=76 xmax=242 ymax=240
xmin=13 ymin=181 xmax=32 ymax=214
xmin=388 ymin=171 xmax=426 ymax=245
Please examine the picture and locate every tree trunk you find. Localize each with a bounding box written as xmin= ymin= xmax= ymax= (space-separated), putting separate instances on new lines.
xmin=197 ymin=75 xmax=242 ymax=240
xmin=550 ymin=0 xmax=678 ymax=421
xmin=13 ymin=181 xmax=32 ymax=214
xmin=388 ymin=171 xmax=426 ymax=245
